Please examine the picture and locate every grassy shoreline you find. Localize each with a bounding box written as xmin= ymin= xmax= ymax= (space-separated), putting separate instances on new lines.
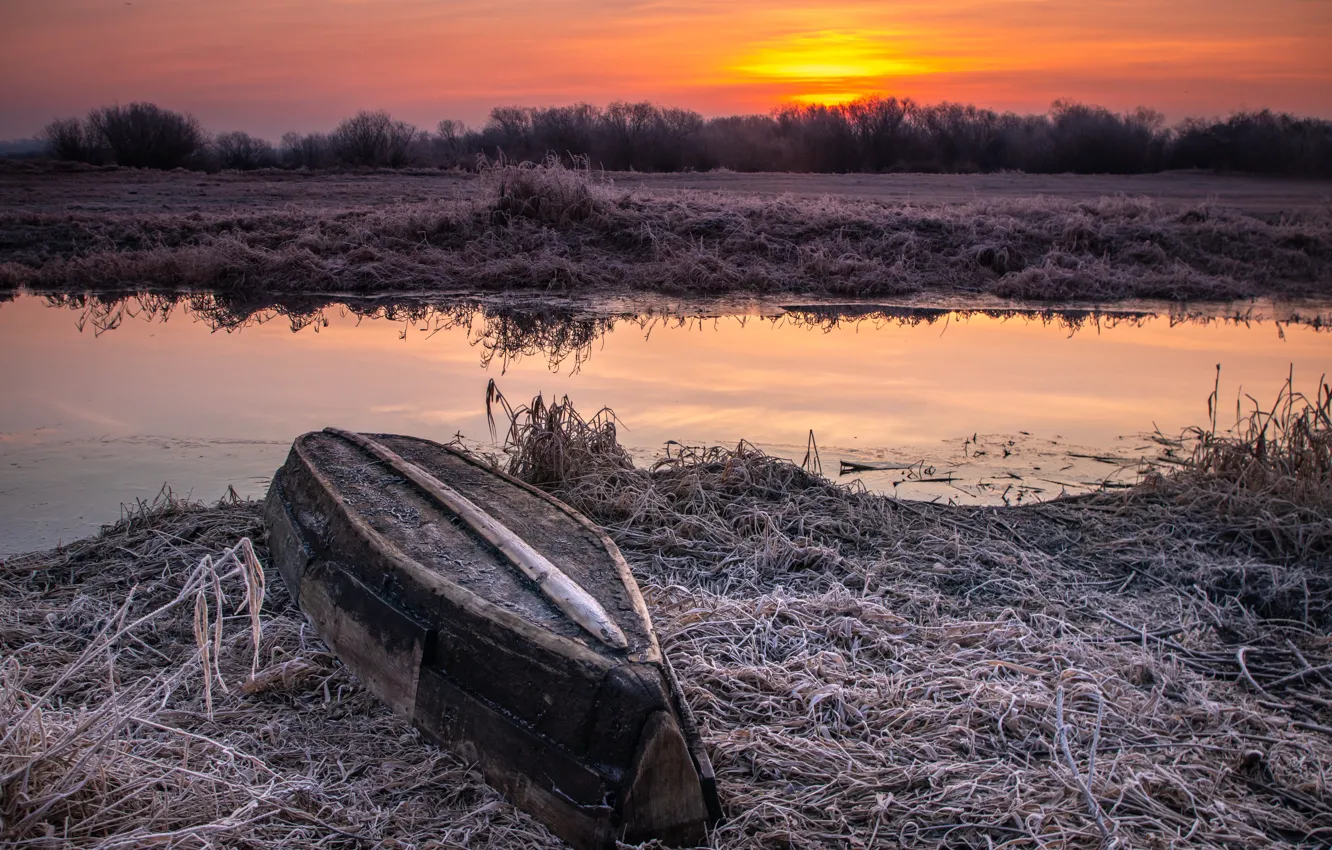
xmin=3 ymin=388 xmax=1330 ymax=848
xmin=2 ymin=162 xmax=1328 ymax=303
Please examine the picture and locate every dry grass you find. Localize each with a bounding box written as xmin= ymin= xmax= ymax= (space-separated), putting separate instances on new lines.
xmin=485 ymin=380 xmax=633 ymax=486
xmin=483 ymin=155 xmax=611 ymax=227
xmin=2 ymin=160 xmax=1328 ymax=301
xmin=495 ymin=388 xmax=1332 ymax=848
xmin=0 ymin=495 xmax=568 ymax=849
xmin=1191 ymin=370 xmax=1331 ymax=516
xmin=5 ymin=388 xmax=1332 ymax=848
xmin=1147 ymin=370 xmax=1332 ymax=564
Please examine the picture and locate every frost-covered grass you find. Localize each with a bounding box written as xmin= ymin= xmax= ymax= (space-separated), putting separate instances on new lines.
xmin=1 ymin=160 xmax=1328 ymax=301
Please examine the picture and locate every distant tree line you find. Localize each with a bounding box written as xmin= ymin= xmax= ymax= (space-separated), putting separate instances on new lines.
xmin=39 ymin=97 xmax=1332 ymax=177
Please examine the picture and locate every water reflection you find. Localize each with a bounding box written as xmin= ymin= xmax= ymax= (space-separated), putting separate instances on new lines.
xmin=40 ymin=292 xmax=619 ymax=372
xmin=1 ymin=291 xmax=1328 ymax=553
xmin=30 ymin=291 xmax=1330 ymax=375
xmin=781 ymin=303 xmax=1329 ymax=335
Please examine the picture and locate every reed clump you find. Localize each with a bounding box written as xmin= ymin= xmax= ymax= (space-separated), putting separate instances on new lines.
xmin=0 ymin=493 xmax=565 ymax=848
xmin=1147 ymin=371 xmax=1332 ymax=563
xmin=486 ymin=380 xmax=632 ymax=487
xmin=481 ymin=154 xmax=610 ymax=227
xmin=1191 ymin=373 xmax=1331 ymax=514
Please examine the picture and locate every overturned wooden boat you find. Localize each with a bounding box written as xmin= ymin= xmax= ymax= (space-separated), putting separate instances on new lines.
xmin=264 ymin=428 xmax=720 ymax=848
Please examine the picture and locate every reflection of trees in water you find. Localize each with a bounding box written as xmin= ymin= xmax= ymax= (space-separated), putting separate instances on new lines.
xmin=43 ymin=291 xmax=306 ymax=335
xmin=777 ymin=305 xmax=1158 ymax=334
xmin=473 ymin=310 xmax=615 ymax=373
xmin=775 ymin=304 xmax=1328 ymax=334
xmin=41 ymin=291 xmax=617 ymax=373
xmin=36 ymin=291 xmax=1328 ymax=372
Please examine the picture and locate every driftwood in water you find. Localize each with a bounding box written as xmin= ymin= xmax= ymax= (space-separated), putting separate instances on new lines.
xmin=264 ymin=429 xmax=719 ymax=848
xmin=839 ymin=459 xmax=919 ymax=473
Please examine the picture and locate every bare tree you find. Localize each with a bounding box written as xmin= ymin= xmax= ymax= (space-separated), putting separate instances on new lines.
xmin=329 ymin=110 xmax=419 ymax=167
xmin=648 ymin=107 xmax=704 ymax=170
xmin=436 ymin=119 xmax=465 ymax=147
xmin=846 ymin=97 xmax=913 ymax=170
xmin=42 ymin=117 xmax=97 ymax=162
xmin=383 ymin=118 xmax=420 ymax=168
xmin=482 ymin=107 xmax=534 ymax=157
xmin=330 ymin=110 xmax=387 ymax=166
xmin=86 ymin=103 xmax=205 ymax=169
xmin=531 ymin=104 xmax=601 ymax=162
xmin=214 ymin=131 xmax=277 ymax=170
xmin=429 ymin=120 xmax=468 ymax=168
xmin=258 ymin=97 xmax=1331 ymax=177
xmin=280 ymin=132 xmax=331 ymax=169
xmin=601 ymin=101 xmax=657 ymax=169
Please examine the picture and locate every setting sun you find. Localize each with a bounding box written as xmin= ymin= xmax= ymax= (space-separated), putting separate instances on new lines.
xmin=730 ymin=30 xmax=952 ymax=110
xmin=788 ymin=92 xmax=866 ymax=106
xmin=734 ymin=31 xmax=933 ymax=81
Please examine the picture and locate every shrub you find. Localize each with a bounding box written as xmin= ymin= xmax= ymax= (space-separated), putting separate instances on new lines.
xmin=85 ymin=103 xmax=206 ymax=169
xmin=41 ymin=117 xmax=98 ymax=163
xmin=279 ymin=132 xmax=332 ymax=169
xmin=213 ymin=131 xmax=277 ymax=170
xmin=328 ymin=110 xmax=420 ymax=168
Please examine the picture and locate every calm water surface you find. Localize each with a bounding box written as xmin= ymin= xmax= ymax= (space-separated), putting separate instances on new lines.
xmin=1 ymin=294 xmax=1328 ymax=554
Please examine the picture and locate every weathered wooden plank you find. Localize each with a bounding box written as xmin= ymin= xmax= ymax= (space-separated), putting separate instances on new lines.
xmin=661 ymin=651 xmax=724 ymax=824
xmin=414 ymin=666 xmax=617 ymax=850
xmin=385 ymin=433 xmax=663 ymax=666
xmin=262 ymin=475 xmax=311 ymax=605
xmin=425 ymin=621 xmax=605 ymax=748
xmin=327 ymin=428 xmax=629 ymax=650
xmin=299 ymin=560 xmax=429 ymax=719
xmin=584 ymin=664 xmax=671 ymax=772
xmin=621 ymin=711 xmax=711 ymax=846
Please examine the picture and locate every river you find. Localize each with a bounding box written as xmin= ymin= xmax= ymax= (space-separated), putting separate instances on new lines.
xmin=1 ymin=292 xmax=1327 ymax=554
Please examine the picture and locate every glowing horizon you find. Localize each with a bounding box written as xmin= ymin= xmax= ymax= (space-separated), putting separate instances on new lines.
xmin=1 ymin=0 xmax=1329 ymax=140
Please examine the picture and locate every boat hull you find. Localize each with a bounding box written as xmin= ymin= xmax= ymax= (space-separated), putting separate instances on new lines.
xmin=264 ymin=430 xmax=719 ymax=848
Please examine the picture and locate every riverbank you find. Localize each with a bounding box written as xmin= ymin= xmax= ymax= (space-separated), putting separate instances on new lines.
xmin=3 ymin=388 xmax=1329 ymax=848
xmin=2 ymin=162 xmax=1328 ymax=302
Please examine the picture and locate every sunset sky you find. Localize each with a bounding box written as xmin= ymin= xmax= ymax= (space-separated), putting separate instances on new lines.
xmin=2 ymin=0 xmax=1330 ymax=139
